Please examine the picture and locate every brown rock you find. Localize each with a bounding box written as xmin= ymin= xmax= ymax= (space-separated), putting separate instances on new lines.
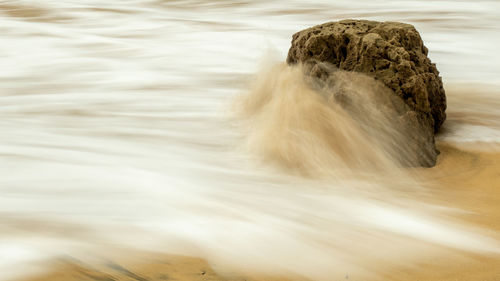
xmin=286 ymin=19 xmax=447 ymax=167
xmin=287 ymin=19 xmax=446 ymax=132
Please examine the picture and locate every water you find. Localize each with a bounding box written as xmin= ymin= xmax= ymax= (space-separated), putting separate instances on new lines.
xmin=1 ymin=1 xmax=500 ymax=280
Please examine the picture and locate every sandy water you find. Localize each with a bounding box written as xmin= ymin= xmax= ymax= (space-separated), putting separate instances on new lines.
xmin=1 ymin=1 xmax=500 ymax=280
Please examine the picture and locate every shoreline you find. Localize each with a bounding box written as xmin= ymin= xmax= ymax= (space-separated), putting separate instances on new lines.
xmin=19 ymin=142 xmax=500 ymax=281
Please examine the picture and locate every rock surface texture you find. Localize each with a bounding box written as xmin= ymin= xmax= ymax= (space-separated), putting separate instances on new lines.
xmin=287 ymin=19 xmax=447 ymax=167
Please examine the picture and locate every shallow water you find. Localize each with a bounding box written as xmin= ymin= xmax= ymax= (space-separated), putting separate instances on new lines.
xmin=1 ymin=1 xmax=500 ymax=280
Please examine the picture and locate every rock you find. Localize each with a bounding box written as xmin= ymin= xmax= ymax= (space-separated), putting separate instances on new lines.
xmin=286 ymin=19 xmax=447 ymax=167
xmin=306 ymin=63 xmax=438 ymax=167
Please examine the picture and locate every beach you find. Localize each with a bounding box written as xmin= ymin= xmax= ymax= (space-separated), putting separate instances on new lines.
xmin=1 ymin=1 xmax=500 ymax=280
xmin=19 ymin=142 xmax=500 ymax=281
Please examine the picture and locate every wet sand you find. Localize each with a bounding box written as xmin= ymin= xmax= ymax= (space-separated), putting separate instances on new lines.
xmin=2 ymin=0 xmax=500 ymax=280
xmin=20 ymin=143 xmax=500 ymax=281
xmin=376 ymin=143 xmax=500 ymax=281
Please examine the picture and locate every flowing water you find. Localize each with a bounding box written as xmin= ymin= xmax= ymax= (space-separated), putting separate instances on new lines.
xmin=1 ymin=1 xmax=500 ymax=280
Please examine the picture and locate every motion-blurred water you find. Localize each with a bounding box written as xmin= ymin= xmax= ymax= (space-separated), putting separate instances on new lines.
xmin=1 ymin=1 xmax=500 ymax=280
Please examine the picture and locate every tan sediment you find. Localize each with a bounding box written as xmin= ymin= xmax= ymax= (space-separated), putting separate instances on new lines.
xmin=369 ymin=142 xmax=500 ymax=281
xmin=20 ymin=253 xmax=228 ymax=281
xmin=0 ymin=3 xmax=70 ymax=22
xmin=19 ymin=143 xmax=500 ymax=281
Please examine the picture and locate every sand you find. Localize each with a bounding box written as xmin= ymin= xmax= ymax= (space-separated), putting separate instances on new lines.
xmin=20 ymin=143 xmax=500 ymax=281
xmin=375 ymin=143 xmax=500 ymax=281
